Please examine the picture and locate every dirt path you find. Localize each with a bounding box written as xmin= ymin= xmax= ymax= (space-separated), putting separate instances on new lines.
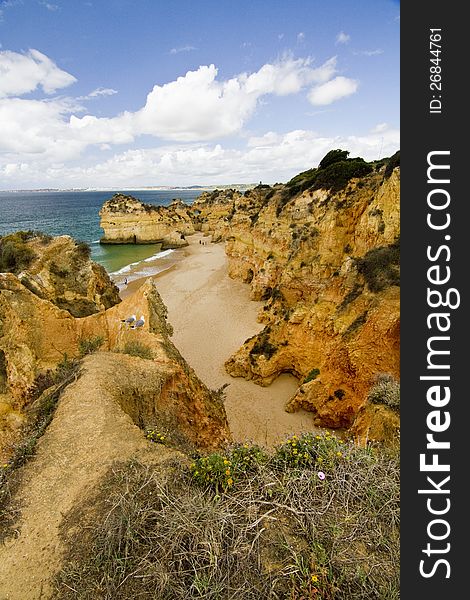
xmin=0 ymin=355 xmax=175 ymax=600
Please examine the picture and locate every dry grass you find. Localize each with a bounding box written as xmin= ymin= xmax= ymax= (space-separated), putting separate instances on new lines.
xmin=54 ymin=436 xmax=399 ymax=599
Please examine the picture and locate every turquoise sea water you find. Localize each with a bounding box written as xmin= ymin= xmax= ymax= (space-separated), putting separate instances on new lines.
xmin=0 ymin=189 xmax=202 ymax=274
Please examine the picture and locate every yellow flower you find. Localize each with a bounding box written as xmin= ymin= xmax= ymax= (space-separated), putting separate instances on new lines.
xmin=337 ymin=452 xmax=342 ymax=457
xmin=227 ymin=478 xmax=233 ymax=486
xmin=293 ymin=449 xmax=298 ymax=454
xmin=223 ymin=459 xmax=229 ymax=465
xmin=304 ymin=453 xmax=309 ymax=459
xmin=225 ymin=469 xmax=231 ymax=475
xmin=311 ymin=574 xmax=318 ymax=583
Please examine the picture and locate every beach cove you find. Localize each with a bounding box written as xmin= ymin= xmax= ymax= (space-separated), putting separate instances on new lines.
xmin=121 ymin=232 xmax=314 ymax=446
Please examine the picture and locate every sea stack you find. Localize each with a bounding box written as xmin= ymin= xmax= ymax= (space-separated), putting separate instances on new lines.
xmin=99 ymin=193 xmax=195 ymax=248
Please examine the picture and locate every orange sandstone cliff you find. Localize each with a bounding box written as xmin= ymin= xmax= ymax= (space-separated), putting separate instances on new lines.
xmin=99 ymin=194 xmax=195 ymax=247
xmin=192 ymin=151 xmax=400 ymax=437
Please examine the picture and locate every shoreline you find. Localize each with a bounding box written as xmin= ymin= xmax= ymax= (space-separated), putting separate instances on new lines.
xmin=120 ymin=232 xmax=315 ymax=447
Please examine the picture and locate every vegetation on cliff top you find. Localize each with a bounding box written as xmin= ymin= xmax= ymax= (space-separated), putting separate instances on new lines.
xmin=54 ymin=433 xmax=399 ymax=600
xmin=276 ymin=149 xmax=399 ymax=209
xmin=283 ymin=149 xmax=374 ymax=198
xmin=0 ymin=231 xmax=51 ymax=274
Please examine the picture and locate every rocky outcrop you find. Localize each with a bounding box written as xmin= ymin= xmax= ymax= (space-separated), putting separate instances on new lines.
xmin=99 ymin=194 xmax=195 ymax=247
xmin=0 ymin=231 xmax=121 ymax=317
xmin=0 ymin=271 xmax=230 ymax=459
xmin=192 ymin=152 xmax=400 ymax=438
xmin=0 ymin=354 xmax=194 ymax=600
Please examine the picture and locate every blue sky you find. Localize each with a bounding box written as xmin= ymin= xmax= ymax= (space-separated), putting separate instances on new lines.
xmin=0 ymin=0 xmax=399 ymax=189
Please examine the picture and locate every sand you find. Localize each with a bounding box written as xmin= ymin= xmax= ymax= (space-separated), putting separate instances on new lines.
xmin=121 ymin=232 xmax=315 ymax=447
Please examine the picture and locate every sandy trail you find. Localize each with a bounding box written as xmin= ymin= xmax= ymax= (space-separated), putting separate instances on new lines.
xmin=0 ymin=355 xmax=176 ymax=600
xmin=122 ymin=233 xmax=314 ymax=447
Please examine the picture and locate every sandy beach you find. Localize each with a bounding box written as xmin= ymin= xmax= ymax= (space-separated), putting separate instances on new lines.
xmin=121 ymin=232 xmax=315 ymax=447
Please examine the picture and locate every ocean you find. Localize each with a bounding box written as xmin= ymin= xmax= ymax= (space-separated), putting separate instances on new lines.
xmin=0 ymin=189 xmax=203 ymax=277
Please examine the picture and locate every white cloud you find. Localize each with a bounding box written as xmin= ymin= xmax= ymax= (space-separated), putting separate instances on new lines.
xmin=71 ymin=56 xmax=340 ymax=143
xmin=297 ymin=32 xmax=305 ymax=43
xmin=40 ymin=1 xmax=59 ymax=10
xmin=0 ymin=48 xmax=373 ymax=187
xmin=0 ymin=49 xmax=76 ymax=98
xmin=244 ymin=56 xmax=336 ymax=96
xmin=0 ymin=125 xmax=399 ymax=188
xmin=77 ymin=87 xmax=118 ymax=100
xmin=336 ymin=31 xmax=350 ymax=45
xmin=0 ymin=97 xmax=84 ymax=158
xmin=308 ymin=76 xmax=358 ymax=105
xmin=371 ymin=122 xmax=388 ymax=133
xmin=169 ymin=45 xmax=196 ymax=54
xmin=353 ymin=49 xmax=384 ymax=56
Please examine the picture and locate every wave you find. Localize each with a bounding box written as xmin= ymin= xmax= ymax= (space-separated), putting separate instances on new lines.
xmin=109 ymin=248 xmax=175 ymax=276
xmin=143 ymin=248 xmax=174 ymax=262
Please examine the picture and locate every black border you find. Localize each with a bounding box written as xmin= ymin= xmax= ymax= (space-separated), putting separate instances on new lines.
xmin=401 ymin=4 xmax=465 ymax=597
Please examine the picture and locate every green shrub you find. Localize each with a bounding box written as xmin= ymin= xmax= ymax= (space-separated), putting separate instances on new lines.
xmin=78 ymin=335 xmax=104 ymax=357
xmin=312 ymin=158 xmax=373 ymax=192
xmin=145 ymin=429 xmax=166 ymax=444
xmin=273 ymin=433 xmax=318 ymax=468
xmin=304 ymin=368 xmax=320 ymax=383
xmin=75 ymin=241 xmax=91 ymax=259
xmin=227 ymin=442 xmax=268 ymax=474
xmin=190 ymin=443 xmax=268 ymax=492
xmin=282 ymin=150 xmax=373 ymax=200
xmin=55 ymin=435 xmax=400 ymax=600
xmin=355 ymin=241 xmax=400 ymax=292
xmin=190 ymin=453 xmax=235 ymax=491
xmin=121 ymin=341 xmax=153 ymax=360
xmin=49 ymin=262 xmax=70 ymax=278
xmin=384 ymin=150 xmax=400 ymax=179
xmin=368 ymin=373 xmax=400 ymax=411
xmin=0 ymin=234 xmax=37 ymax=273
xmin=343 ymin=311 xmax=368 ymax=337
xmin=318 ymin=149 xmax=350 ymax=170
xmin=249 ymin=329 xmax=277 ymax=360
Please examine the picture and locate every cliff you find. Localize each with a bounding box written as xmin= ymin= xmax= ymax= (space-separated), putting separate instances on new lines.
xmin=192 ymin=151 xmax=400 ymax=439
xmin=0 ymin=231 xmax=121 ymax=317
xmin=0 ymin=272 xmax=229 ymax=453
xmin=0 ymin=229 xmax=231 ymax=596
xmin=99 ymin=194 xmax=195 ymax=247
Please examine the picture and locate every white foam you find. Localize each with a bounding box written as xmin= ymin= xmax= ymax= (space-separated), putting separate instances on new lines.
xmin=110 ymin=249 xmax=175 ymax=276
xmin=111 ymin=260 xmax=140 ymax=275
xmin=143 ymin=248 xmax=174 ymax=262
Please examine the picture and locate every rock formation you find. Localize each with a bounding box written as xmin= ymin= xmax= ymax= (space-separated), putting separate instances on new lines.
xmin=192 ymin=151 xmax=400 ymax=439
xmin=99 ymin=194 xmax=195 ymax=247
xmin=0 ymin=231 xmax=121 ymax=317
xmin=0 ymin=272 xmax=230 ymax=456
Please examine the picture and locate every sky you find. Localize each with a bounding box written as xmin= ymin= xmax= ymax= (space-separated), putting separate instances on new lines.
xmin=0 ymin=0 xmax=400 ymax=189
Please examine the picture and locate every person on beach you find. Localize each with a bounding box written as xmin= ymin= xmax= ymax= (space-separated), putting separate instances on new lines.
xmin=124 ymin=277 xmax=128 ymax=285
